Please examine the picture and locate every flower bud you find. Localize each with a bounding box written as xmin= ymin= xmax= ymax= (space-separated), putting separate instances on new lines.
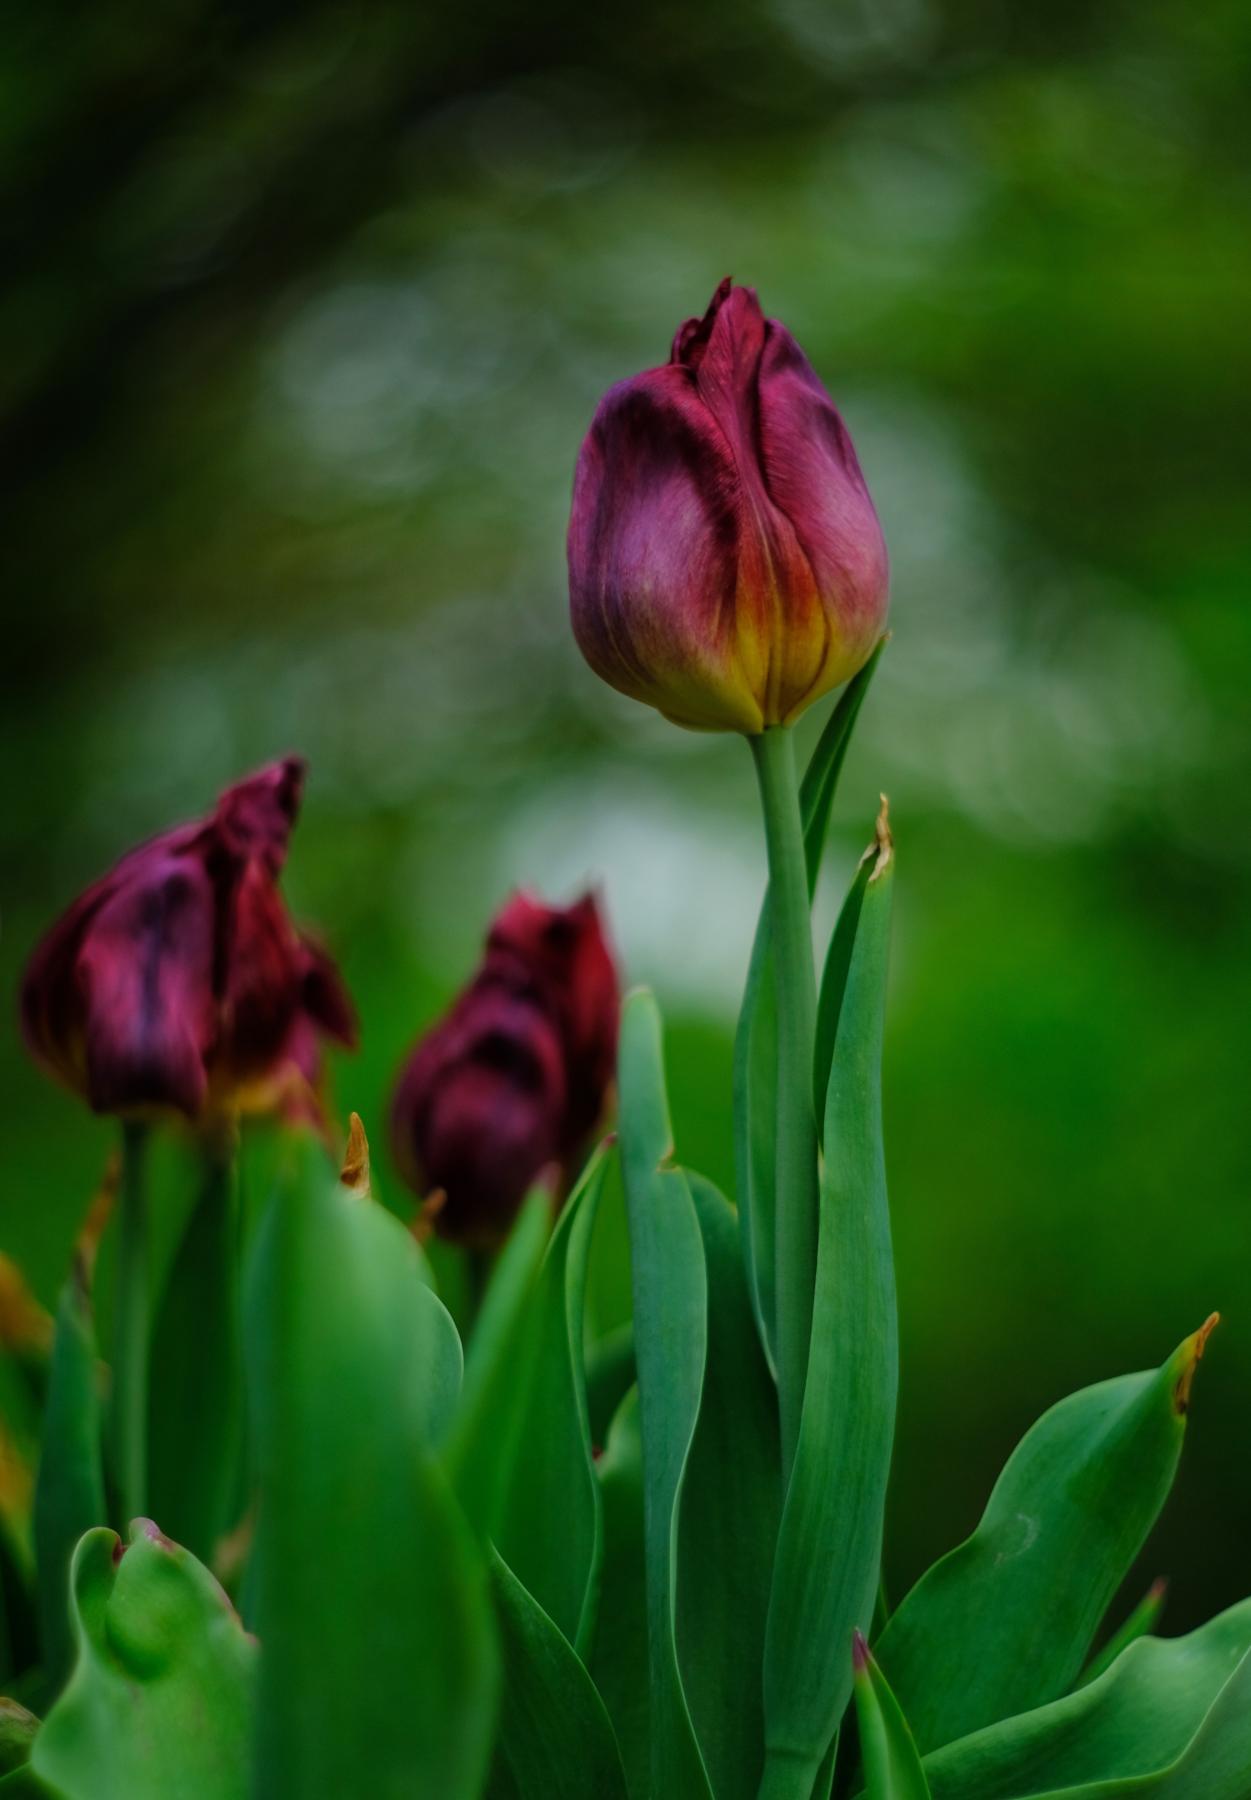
xmin=568 ymin=278 xmax=889 ymax=733
xmin=390 ymin=891 xmax=620 ymax=1246
xmin=20 ymin=758 xmax=357 ymax=1123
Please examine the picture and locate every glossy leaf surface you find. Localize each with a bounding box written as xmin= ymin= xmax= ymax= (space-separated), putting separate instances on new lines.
xmin=734 ymin=642 xmax=885 ymax=1371
xmin=494 ymin=1148 xmax=609 ymax=1654
xmin=487 ymin=1552 xmax=628 ymax=1800
xmin=923 ymin=1599 xmax=1251 ymax=1799
xmin=617 ymin=991 xmax=712 ymax=1800
xmin=244 ymin=1145 xmax=496 ymax=1800
xmin=761 ymin=818 xmax=896 ymax=1794
xmin=677 ymin=1173 xmax=780 ymax=1800
xmin=32 ymin=1521 xmax=255 ymax=1800
xmin=876 ymin=1318 xmax=1216 ymax=1754
xmin=854 ymin=1634 xmax=931 ymax=1800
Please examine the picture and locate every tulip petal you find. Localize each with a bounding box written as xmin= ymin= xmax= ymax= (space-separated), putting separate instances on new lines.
xmin=570 ymin=367 xmax=764 ymax=732
xmin=76 ymin=853 xmax=218 ymax=1116
xmin=757 ymin=320 xmax=889 ymax=677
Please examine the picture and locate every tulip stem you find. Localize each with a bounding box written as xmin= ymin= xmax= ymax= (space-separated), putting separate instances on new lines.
xmin=114 ymin=1120 xmax=150 ymax=1525
xmin=749 ymin=726 xmax=819 ymax=1485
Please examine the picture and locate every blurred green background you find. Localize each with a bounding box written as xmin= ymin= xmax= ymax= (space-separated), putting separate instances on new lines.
xmin=3 ymin=0 xmax=1249 ymax=1632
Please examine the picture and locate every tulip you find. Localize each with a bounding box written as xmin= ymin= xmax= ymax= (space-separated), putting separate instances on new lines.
xmin=568 ymin=277 xmax=889 ymax=734
xmin=391 ymin=891 xmax=620 ymax=1247
xmin=20 ymin=757 xmax=357 ymax=1124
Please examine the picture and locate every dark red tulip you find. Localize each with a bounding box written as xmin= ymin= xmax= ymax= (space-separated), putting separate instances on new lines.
xmin=20 ymin=758 xmax=357 ymax=1123
xmin=391 ymin=891 xmax=620 ymax=1247
xmin=568 ymin=277 xmax=889 ymax=733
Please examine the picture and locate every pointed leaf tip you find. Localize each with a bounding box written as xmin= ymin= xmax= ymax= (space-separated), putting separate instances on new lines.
xmin=1174 ymin=1313 xmax=1219 ymax=1414
xmin=339 ymin=1112 xmax=371 ymax=1196
xmin=859 ymin=794 xmax=893 ymax=882
xmin=853 ymin=1629 xmax=871 ymax=1674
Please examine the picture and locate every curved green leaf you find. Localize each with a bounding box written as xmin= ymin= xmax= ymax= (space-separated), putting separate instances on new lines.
xmin=875 ymin=1317 xmax=1217 ymax=1755
xmin=244 ymin=1146 xmax=496 ymax=1800
xmin=487 ymin=1552 xmax=628 ymax=1800
xmin=854 ymin=1633 xmax=931 ymax=1800
xmin=32 ymin=1521 xmax=255 ymax=1800
xmin=761 ymin=819 xmax=896 ymax=1796
xmin=147 ymin=1148 xmax=241 ymax=1564
xmin=734 ymin=642 xmax=885 ymax=1372
xmin=591 ymin=1387 xmax=649 ymax=1800
xmin=445 ymin=1189 xmax=551 ymax=1543
xmin=617 ymin=991 xmax=712 ymax=1800
xmin=678 ymin=1173 xmax=780 ymax=1800
xmin=923 ymin=1599 xmax=1251 ymax=1800
xmin=33 ymin=1204 xmax=107 ymax=1700
xmin=495 ymin=1148 xmax=609 ymax=1655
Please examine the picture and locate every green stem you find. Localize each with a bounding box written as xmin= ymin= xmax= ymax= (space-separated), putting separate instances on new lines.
xmin=749 ymin=726 xmax=819 ymax=1483
xmin=115 ymin=1120 xmax=150 ymax=1524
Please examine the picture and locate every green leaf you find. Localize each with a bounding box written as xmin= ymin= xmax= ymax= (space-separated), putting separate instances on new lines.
xmin=734 ymin=642 xmax=885 ymax=1373
xmin=32 ymin=1521 xmax=255 ymax=1800
xmin=445 ymin=1189 xmax=550 ymax=1543
xmin=33 ymin=1198 xmax=108 ymax=1701
xmin=875 ymin=1316 xmax=1218 ymax=1756
xmin=923 ymin=1598 xmax=1251 ymax=1799
xmin=147 ymin=1147 xmax=241 ymax=1564
xmin=761 ymin=817 xmax=897 ymax=1796
xmin=487 ymin=1552 xmax=628 ymax=1800
xmin=585 ymin=1323 xmax=635 ymax=1450
xmin=854 ymin=1633 xmax=932 ymax=1800
xmin=591 ymin=1387 xmax=649 ymax=1800
xmin=494 ymin=1148 xmax=609 ymax=1656
xmin=616 ymin=991 xmax=712 ymax=1800
xmin=677 ymin=1173 xmax=781 ymax=1800
xmin=244 ymin=1145 xmax=496 ymax=1800
xmin=1076 ymin=1578 xmax=1167 ymax=1689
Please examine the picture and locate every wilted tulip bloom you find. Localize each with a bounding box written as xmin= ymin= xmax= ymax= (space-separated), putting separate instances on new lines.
xmin=568 ymin=278 xmax=889 ymax=733
xmin=391 ymin=891 xmax=619 ymax=1247
xmin=20 ymin=758 xmax=357 ymax=1122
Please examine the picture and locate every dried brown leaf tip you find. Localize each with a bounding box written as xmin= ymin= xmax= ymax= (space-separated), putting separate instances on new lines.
xmin=411 ymin=1188 xmax=447 ymax=1246
xmin=859 ymin=793 xmax=894 ymax=883
xmin=339 ymin=1112 xmax=371 ymax=1199
xmin=73 ymin=1151 xmax=121 ymax=1298
xmin=1174 ymin=1312 xmax=1220 ymax=1415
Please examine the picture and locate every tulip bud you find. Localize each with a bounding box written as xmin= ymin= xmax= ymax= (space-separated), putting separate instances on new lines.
xmin=568 ymin=278 xmax=889 ymax=733
xmin=20 ymin=759 xmax=357 ymax=1123
xmin=391 ymin=891 xmax=620 ymax=1246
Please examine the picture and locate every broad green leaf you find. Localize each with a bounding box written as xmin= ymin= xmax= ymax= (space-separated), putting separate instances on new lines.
xmin=677 ymin=1173 xmax=780 ymax=1800
xmin=617 ymin=992 xmax=712 ymax=1800
xmin=32 ymin=1521 xmax=255 ymax=1800
xmin=923 ymin=1598 xmax=1251 ymax=1800
xmin=591 ymin=1387 xmax=649 ymax=1800
xmin=1076 ymin=1578 xmax=1167 ymax=1688
xmin=147 ymin=1148 xmax=241 ymax=1564
xmin=854 ymin=1634 xmax=931 ymax=1800
xmin=244 ymin=1146 xmax=496 ymax=1800
xmin=487 ymin=1552 xmax=628 ymax=1800
xmin=876 ymin=1316 xmax=1218 ymax=1755
xmin=734 ymin=641 xmax=885 ymax=1372
xmin=761 ymin=818 xmax=896 ymax=1795
xmin=33 ymin=1181 xmax=110 ymax=1702
xmin=445 ymin=1189 xmax=550 ymax=1542
xmin=494 ymin=1149 xmax=609 ymax=1656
